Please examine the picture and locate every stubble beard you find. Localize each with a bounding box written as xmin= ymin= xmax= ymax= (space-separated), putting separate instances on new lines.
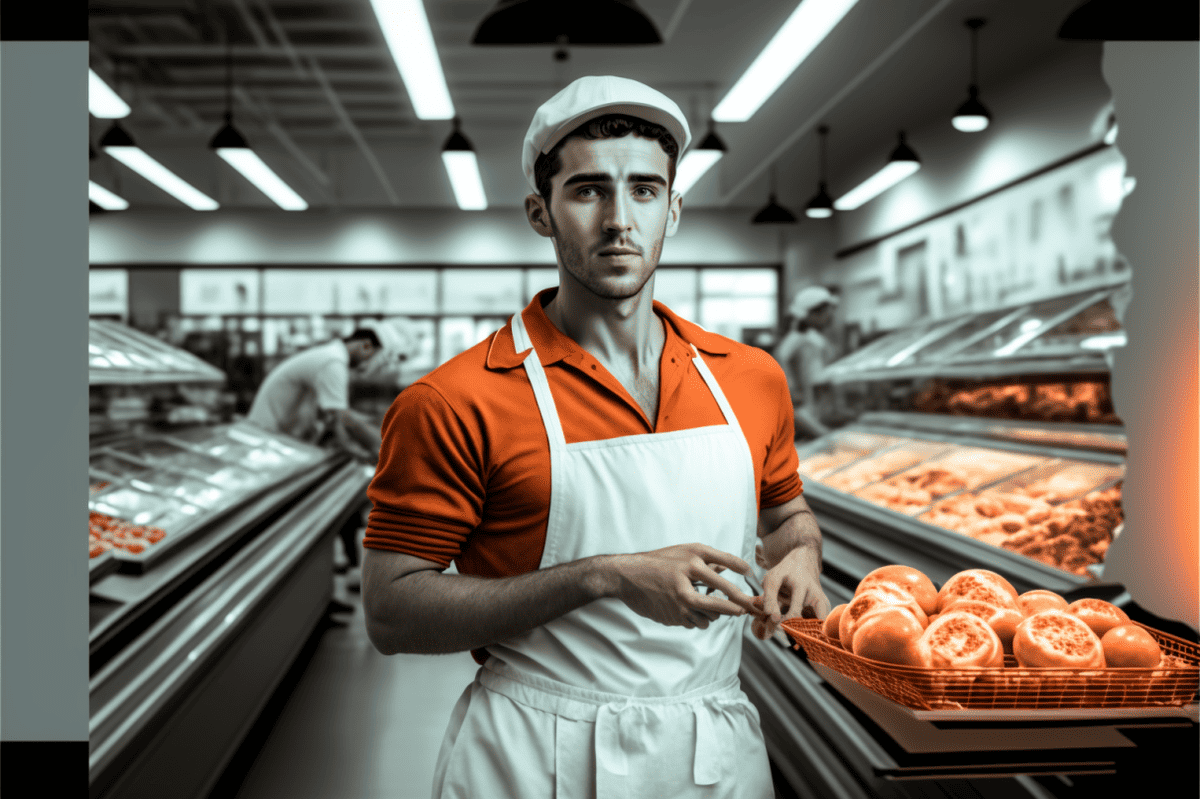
xmin=549 ymin=212 xmax=664 ymax=302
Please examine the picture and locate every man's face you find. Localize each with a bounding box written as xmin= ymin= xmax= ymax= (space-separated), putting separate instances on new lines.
xmin=807 ymin=303 xmax=836 ymax=330
xmin=347 ymin=339 xmax=378 ymax=369
xmin=526 ymin=134 xmax=681 ymax=301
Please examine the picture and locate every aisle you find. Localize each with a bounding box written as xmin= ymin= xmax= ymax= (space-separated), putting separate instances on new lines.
xmin=222 ymin=554 xmax=480 ymax=799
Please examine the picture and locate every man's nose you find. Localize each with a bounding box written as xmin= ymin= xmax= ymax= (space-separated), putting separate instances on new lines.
xmin=603 ymin=192 xmax=633 ymax=234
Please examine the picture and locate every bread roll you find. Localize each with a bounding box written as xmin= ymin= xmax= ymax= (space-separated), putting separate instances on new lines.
xmin=851 ymin=606 xmax=925 ymax=666
xmin=939 ymin=599 xmax=1024 ymax=653
xmin=855 ymin=565 xmax=939 ymax=616
xmin=914 ymin=611 xmax=1005 ymax=669
xmin=937 ymin=570 xmax=1020 ymax=613
xmin=840 ymin=584 xmax=929 ymax=646
xmin=1013 ymin=610 xmax=1106 ymax=668
xmin=1068 ymin=598 xmax=1130 ymax=637
xmin=823 ymin=604 xmax=847 ymax=646
xmin=1101 ymin=623 xmax=1163 ymax=668
xmin=1017 ymin=589 xmax=1069 ymax=616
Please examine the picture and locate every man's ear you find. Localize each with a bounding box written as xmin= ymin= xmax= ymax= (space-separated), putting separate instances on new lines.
xmin=665 ymin=189 xmax=683 ymax=238
xmin=526 ymin=193 xmax=555 ymax=239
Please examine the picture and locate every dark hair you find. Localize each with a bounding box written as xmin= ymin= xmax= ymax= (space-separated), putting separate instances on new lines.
xmin=346 ymin=328 xmax=382 ymax=348
xmin=533 ymin=114 xmax=679 ymax=202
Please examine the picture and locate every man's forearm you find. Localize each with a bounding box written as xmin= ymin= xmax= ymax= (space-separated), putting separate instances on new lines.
xmin=759 ymin=505 xmax=822 ymax=571
xmin=365 ymin=556 xmax=616 ymax=655
xmin=794 ymin=405 xmax=831 ymax=438
xmin=340 ymin=411 xmax=382 ymax=454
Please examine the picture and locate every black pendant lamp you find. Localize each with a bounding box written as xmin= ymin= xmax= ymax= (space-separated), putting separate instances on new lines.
xmin=752 ymin=166 xmax=798 ymax=225
xmin=472 ymin=0 xmax=662 ymax=45
xmin=99 ymin=121 xmax=137 ymax=149
xmin=951 ymin=18 xmax=991 ymax=133
xmin=209 ymin=32 xmax=247 ymax=152
xmin=805 ymin=125 xmax=834 ymax=219
xmin=1058 ymin=0 xmax=1199 ymax=41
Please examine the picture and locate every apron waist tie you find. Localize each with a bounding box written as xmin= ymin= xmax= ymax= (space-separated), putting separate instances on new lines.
xmin=480 ymin=660 xmax=753 ymax=789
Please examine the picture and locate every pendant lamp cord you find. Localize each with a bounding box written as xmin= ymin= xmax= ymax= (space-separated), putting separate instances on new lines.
xmin=818 ymin=125 xmax=828 ymax=185
xmin=225 ymin=22 xmax=234 ymax=124
xmin=966 ymin=18 xmax=985 ymax=90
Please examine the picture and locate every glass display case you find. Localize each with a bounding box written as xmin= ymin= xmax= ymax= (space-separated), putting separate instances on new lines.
xmin=946 ymin=290 xmax=1111 ymax=363
xmin=795 ymin=431 xmax=904 ymax=480
xmin=90 ymin=320 xmax=226 ymax=385
xmin=819 ymin=439 xmax=956 ymax=494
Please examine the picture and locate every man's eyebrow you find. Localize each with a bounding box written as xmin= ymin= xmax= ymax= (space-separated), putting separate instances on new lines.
xmin=562 ymin=172 xmax=668 ymax=187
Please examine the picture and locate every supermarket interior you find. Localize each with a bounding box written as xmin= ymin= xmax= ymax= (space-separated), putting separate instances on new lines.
xmin=69 ymin=1 xmax=1200 ymax=798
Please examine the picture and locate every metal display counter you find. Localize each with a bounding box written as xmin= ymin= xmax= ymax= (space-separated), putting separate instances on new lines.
xmin=86 ymin=319 xmax=376 ymax=799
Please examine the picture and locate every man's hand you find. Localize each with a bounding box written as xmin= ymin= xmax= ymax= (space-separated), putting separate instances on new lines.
xmin=606 ymin=543 xmax=760 ymax=629
xmin=752 ymin=494 xmax=832 ymax=640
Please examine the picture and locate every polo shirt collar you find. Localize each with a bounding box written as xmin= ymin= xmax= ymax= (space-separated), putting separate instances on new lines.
xmin=485 ymin=287 xmax=734 ymax=371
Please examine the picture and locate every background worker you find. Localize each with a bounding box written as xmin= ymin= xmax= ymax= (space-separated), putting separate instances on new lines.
xmin=361 ymin=75 xmax=831 ymax=798
xmin=248 ymin=322 xmax=407 ymax=599
xmin=775 ymin=286 xmax=840 ymax=441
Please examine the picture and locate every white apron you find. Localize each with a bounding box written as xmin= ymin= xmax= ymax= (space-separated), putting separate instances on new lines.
xmin=431 ymin=311 xmax=773 ymax=799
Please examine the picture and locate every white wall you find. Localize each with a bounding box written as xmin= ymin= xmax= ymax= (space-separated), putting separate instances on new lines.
xmin=88 ymin=207 xmax=779 ymax=267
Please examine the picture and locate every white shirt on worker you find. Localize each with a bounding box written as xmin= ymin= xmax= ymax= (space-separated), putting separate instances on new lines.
xmin=247 ymin=339 xmax=349 ymax=439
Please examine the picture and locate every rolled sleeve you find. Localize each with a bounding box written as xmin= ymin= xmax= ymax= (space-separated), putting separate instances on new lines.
xmin=760 ymin=359 xmax=804 ymax=508
xmin=364 ymin=383 xmax=485 ymax=568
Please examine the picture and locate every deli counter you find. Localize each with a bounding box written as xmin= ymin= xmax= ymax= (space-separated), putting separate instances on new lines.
xmin=740 ymin=279 xmax=1198 ymax=798
xmin=87 ymin=321 xmax=373 ymax=799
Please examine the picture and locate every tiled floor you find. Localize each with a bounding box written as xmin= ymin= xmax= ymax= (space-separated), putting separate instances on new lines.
xmin=223 ymin=544 xmax=480 ymax=799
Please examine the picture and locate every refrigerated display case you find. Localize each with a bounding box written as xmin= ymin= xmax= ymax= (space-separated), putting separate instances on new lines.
xmin=740 ymin=277 xmax=1194 ymax=797
xmin=87 ymin=323 xmax=374 ymax=799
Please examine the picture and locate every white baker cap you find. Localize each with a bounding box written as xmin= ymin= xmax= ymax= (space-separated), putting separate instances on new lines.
xmin=355 ymin=319 xmax=418 ymax=374
xmin=522 ymin=75 xmax=692 ymax=195
xmin=789 ymin=286 xmax=839 ymax=318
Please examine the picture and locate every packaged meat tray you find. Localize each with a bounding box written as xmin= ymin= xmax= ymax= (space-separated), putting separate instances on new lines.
xmin=852 ymin=446 xmax=1046 ymax=516
xmin=796 ymin=431 xmax=903 ymax=480
xmin=783 ymin=618 xmax=1198 ymax=713
xmin=819 ymin=440 xmax=956 ymax=494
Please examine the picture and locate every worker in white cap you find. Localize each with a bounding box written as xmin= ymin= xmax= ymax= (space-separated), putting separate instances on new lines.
xmin=248 ymin=322 xmax=406 ymax=601
xmin=775 ymin=286 xmax=840 ymax=440
xmin=362 ymin=75 xmax=830 ymax=799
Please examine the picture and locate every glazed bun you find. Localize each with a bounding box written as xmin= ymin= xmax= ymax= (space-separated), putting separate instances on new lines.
xmin=1068 ymin=598 xmax=1131 ymax=638
xmin=1013 ymin=610 xmax=1106 ymax=669
xmin=840 ymin=584 xmax=929 ymax=646
xmin=851 ymin=607 xmax=924 ymax=666
xmin=937 ymin=570 xmax=1020 ymax=613
xmin=1017 ymin=589 xmax=1069 ymax=616
xmin=823 ymin=604 xmax=847 ymax=645
xmin=938 ymin=599 xmax=1024 ymax=653
xmin=1101 ymin=623 xmax=1163 ymax=668
xmin=856 ymin=565 xmax=939 ymax=617
xmin=914 ymin=611 xmax=1005 ymax=669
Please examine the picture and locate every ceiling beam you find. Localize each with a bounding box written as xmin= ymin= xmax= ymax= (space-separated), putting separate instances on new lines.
xmin=662 ymin=0 xmax=695 ymax=41
xmin=307 ymin=55 xmax=401 ymax=206
xmin=229 ymin=0 xmax=271 ymax=48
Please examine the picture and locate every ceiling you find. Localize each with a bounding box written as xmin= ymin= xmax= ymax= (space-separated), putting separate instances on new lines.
xmin=88 ymin=0 xmax=1092 ymax=212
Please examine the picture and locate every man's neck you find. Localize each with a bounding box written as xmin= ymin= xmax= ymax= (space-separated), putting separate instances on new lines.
xmin=543 ymin=279 xmax=665 ymax=376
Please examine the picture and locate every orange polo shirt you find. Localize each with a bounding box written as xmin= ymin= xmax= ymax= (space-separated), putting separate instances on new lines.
xmin=363 ymin=288 xmax=803 ymax=578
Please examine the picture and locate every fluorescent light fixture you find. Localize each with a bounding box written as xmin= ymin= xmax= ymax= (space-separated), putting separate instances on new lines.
xmin=210 ymin=122 xmax=308 ymax=210
xmin=834 ymin=161 xmax=918 ymax=211
xmin=673 ymin=129 xmax=727 ymax=196
xmin=442 ymin=152 xmax=487 ymax=210
xmin=834 ymin=132 xmax=920 ymax=211
xmin=951 ymin=88 xmax=991 ymax=132
xmin=1080 ymin=332 xmax=1127 ymax=350
xmin=713 ymin=0 xmax=860 ymax=122
xmin=674 ymin=150 xmax=724 ymax=196
xmin=89 ymin=181 xmax=129 ymax=210
xmin=102 ymin=124 xmax=219 ymax=210
xmin=1104 ymin=121 xmax=1119 ymax=145
xmin=369 ymin=0 xmax=455 ymax=120
xmin=216 ymin=149 xmax=309 ymax=210
xmin=89 ymin=69 xmax=131 ymax=118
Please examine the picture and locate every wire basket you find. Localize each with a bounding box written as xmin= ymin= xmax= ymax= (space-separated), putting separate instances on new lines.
xmin=781 ymin=618 xmax=1200 ymax=712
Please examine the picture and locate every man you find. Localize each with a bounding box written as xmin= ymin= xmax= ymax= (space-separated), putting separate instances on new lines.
xmin=247 ymin=325 xmax=395 ymax=595
xmin=775 ymin=286 xmax=840 ymax=441
xmin=362 ymin=75 xmax=831 ymax=798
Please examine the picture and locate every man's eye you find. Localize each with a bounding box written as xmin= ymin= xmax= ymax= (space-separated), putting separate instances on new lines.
xmin=577 ymin=187 xmax=599 ymax=198
xmin=635 ymin=186 xmax=657 ymax=198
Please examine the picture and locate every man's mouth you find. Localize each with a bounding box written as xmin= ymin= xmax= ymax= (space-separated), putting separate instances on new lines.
xmin=597 ymin=247 xmax=640 ymax=256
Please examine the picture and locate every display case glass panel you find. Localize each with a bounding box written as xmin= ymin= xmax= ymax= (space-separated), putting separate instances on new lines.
xmin=854 ymin=446 xmax=1046 ymax=515
xmin=823 ymin=318 xmax=952 ymax=377
xmin=796 ymin=431 xmax=903 ymax=480
xmin=1009 ymin=294 xmax=1125 ymax=358
xmin=818 ymin=439 xmax=955 ymax=494
xmin=90 ymin=486 xmax=183 ymax=526
xmin=908 ymin=307 xmax=1025 ymax=364
xmin=946 ymin=292 xmax=1100 ymax=362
